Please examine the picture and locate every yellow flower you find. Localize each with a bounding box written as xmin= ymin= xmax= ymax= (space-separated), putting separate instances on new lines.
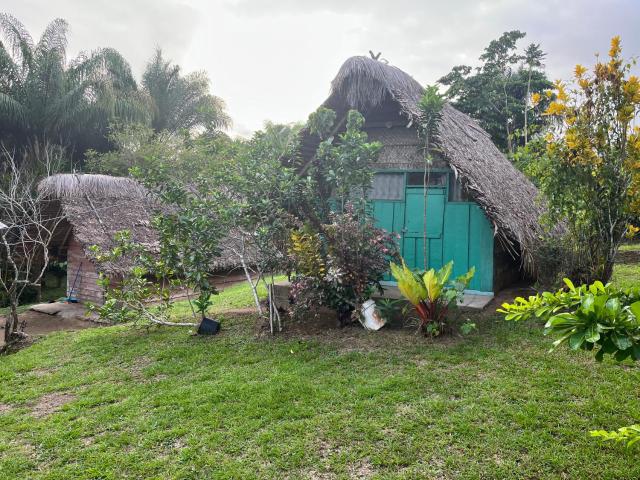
xmin=623 ymin=76 xmax=640 ymax=102
xmin=609 ymin=35 xmax=621 ymax=59
xmin=544 ymin=101 xmax=566 ymax=116
xmin=574 ymin=64 xmax=587 ymax=78
xmin=554 ymin=80 xmax=568 ymax=102
xmin=626 ymin=224 xmax=640 ymax=239
xmin=531 ymin=92 xmax=542 ymax=106
xmin=565 ymin=130 xmax=578 ymax=149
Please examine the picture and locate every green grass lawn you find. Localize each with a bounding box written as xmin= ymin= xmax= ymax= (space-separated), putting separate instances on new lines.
xmin=1 ymin=269 xmax=639 ymax=478
xmin=612 ymin=242 xmax=639 ymax=289
xmin=619 ymin=242 xmax=640 ymax=252
xmin=169 ymin=275 xmax=287 ymax=320
xmin=611 ymin=262 xmax=640 ymax=289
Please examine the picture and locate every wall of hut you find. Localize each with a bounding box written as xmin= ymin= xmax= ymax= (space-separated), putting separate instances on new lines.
xmin=66 ymin=235 xmax=105 ymax=305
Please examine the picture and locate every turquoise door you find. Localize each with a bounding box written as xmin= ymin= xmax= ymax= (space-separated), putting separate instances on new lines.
xmin=402 ymin=188 xmax=444 ymax=271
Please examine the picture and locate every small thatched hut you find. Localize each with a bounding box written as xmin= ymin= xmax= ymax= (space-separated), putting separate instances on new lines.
xmin=301 ymin=56 xmax=544 ymax=294
xmin=39 ymin=174 xmax=243 ymax=305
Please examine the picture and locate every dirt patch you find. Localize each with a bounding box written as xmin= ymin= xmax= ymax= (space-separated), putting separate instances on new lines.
xmin=306 ymin=471 xmax=336 ymax=480
xmin=31 ymin=392 xmax=76 ymax=418
xmin=616 ymin=250 xmax=640 ymax=264
xmin=129 ymin=356 xmax=153 ymax=380
xmin=254 ymin=285 xmax=533 ymax=352
xmin=348 ymin=459 xmax=374 ymax=479
xmin=0 ymin=310 xmax=97 ymax=338
xmin=257 ymin=309 xmax=473 ymax=353
xmin=0 ymin=403 xmax=13 ymax=415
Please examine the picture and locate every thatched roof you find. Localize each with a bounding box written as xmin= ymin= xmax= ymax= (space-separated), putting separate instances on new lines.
xmin=302 ymin=56 xmax=545 ymax=271
xmin=39 ymin=174 xmax=244 ymax=275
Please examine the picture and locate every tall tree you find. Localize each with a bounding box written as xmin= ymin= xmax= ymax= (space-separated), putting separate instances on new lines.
xmin=537 ymin=36 xmax=640 ymax=282
xmin=0 ymin=14 xmax=149 ymax=165
xmin=523 ymin=43 xmax=546 ymax=145
xmin=142 ymin=49 xmax=230 ymax=134
xmin=438 ymin=30 xmax=552 ymax=154
xmin=0 ymin=145 xmax=65 ymax=346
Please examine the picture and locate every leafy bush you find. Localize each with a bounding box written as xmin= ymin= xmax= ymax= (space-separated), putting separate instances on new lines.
xmin=88 ymin=232 xmax=184 ymax=327
xmin=390 ymin=259 xmax=475 ymax=336
xmin=498 ymin=279 xmax=640 ymax=361
xmin=591 ymin=425 xmax=640 ymax=449
xmin=288 ymin=207 xmax=399 ymax=325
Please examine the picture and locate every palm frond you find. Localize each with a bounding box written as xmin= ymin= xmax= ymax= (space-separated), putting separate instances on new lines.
xmin=0 ymin=42 xmax=20 ymax=89
xmin=69 ymin=48 xmax=137 ymax=89
xmin=0 ymin=91 xmax=26 ymax=127
xmin=0 ymin=13 xmax=34 ymax=73
xmin=142 ymin=49 xmax=230 ymax=133
xmin=35 ymin=18 xmax=68 ymax=61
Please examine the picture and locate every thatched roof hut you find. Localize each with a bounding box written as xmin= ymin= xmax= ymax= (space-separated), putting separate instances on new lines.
xmin=301 ymin=56 xmax=544 ymax=277
xmin=40 ymin=174 xmax=159 ymax=276
xmin=40 ymin=173 xmax=245 ymax=304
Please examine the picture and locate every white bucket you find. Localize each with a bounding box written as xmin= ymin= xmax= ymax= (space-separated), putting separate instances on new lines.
xmin=360 ymin=299 xmax=386 ymax=331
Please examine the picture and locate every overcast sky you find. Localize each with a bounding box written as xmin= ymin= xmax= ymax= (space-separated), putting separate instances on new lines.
xmin=4 ymin=0 xmax=639 ymax=136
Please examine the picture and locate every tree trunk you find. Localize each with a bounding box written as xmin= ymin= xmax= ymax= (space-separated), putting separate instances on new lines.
xmin=601 ymin=258 xmax=615 ymax=284
xmin=4 ymin=289 xmax=19 ymax=344
xmin=524 ymin=69 xmax=532 ymax=146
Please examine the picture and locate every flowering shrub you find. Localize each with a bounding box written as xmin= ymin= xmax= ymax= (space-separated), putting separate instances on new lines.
xmin=288 ymin=207 xmax=399 ymax=325
xmin=532 ymin=36 xmax=640 ymax=283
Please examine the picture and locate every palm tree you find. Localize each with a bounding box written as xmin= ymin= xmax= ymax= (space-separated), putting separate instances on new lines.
xmin=142 ymin=48 xmax=230 ymax=134
xmin=0 ymin=14 xmax=150 ymax=163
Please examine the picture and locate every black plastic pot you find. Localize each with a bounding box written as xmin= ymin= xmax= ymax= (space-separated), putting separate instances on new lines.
xmin=197 ymin=317 xmax=220 ymax=335
xmin=336 ymin=305 xmax=354 ymax=327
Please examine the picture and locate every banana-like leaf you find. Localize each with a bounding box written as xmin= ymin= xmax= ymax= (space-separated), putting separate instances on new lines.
xmin=436 ymin=261 xmax=453 ymax=286
xmin=390 ymin=260 xmax=426 ymax=306
xmin=422 ymin=268 xmax=441 ymax=302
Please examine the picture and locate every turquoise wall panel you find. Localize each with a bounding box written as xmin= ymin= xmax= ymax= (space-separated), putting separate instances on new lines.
xmin=373 ymin=201 xmax=394 ymax=232
xmin=443 ymin=203 xmax=470 ymax=280
xmin=429 ymin=238 xmax=443 ymax=270
xmin=468 ymin=205 xmax=494 ymax=291
xmin=404 ymin=190 xmax=444 ymax=237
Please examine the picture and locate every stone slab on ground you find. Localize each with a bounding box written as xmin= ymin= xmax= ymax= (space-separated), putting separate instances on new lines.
xmin=30 ymin=302 xmax=65 ymax=315
xmin=31 ymin=302 xmax=91 ymax=320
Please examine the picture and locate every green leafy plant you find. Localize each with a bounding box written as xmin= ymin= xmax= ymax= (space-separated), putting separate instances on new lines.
xmin=376 ymin=298 xmax=406 ymax=324
xmin=289 ymin=207 xmax=399 ymax=325
xmin=88 ymin=232 xmax=194 ymax=327
xmin=390 ymin=259 xmax=475 ymax=336
xmin=498 ymin=279 xmax=640 ymax=361
xmin=533 ymin=36 xmax=640 ymax=283
xmin=460 ymin=320 xmax=477 ymax=336
xmin=591 ymin=425 xmax=640 ymax=449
